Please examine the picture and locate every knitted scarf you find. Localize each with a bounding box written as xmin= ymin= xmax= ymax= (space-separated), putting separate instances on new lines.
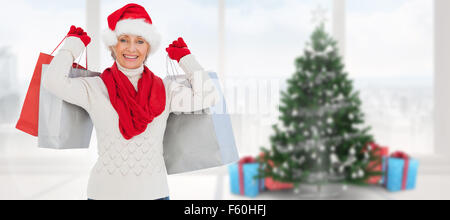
xmin=100 ymin=62 xmax=166 ymax=140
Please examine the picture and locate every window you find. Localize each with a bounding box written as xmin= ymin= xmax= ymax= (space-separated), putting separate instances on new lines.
xmin=224 ymin=0 xmax=333 ymax=155
xmin=0 ymin=0 xmax=89 ymax=199
xmin=0 ymin=0 xmax=86 ymax=124
xmin=346 ymin=0 xmax=433 ymax=155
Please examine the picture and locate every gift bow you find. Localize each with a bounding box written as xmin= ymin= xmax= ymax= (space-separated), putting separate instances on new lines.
xmin=391 ymin=151 xmax=409 ymax=159
xmin=238 ymin=156 xmax=262 ymax=195
xmin=389 ymin=151 xmax=410 ymax=190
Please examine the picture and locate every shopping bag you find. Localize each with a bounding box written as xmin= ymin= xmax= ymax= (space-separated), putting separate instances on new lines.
xmin=163 ymin=72 xmax=239 ymax=175
xmin=37 ymin=65 xmax=99 ymax=149
xmin=15 ymin=53 xmax=54 ymax=136
xmin=15 ymin=37 xmax=85 ymax=136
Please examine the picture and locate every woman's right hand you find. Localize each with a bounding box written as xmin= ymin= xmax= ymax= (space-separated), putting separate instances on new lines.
xmin=67 ymin=25 xmax=91 ymax=47
xmin=61 ymin=25 xmax=91 ymax=60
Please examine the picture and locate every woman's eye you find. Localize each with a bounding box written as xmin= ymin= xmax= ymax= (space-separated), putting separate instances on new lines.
xmin=137 ymin=40 xmax=144 ymax=44
xmin=120 ymin=39 xmax=127 ymax=43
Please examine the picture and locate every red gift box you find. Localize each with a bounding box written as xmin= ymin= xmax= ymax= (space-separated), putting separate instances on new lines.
xmin=365 ymin=143 xmax=389 ymax=185
xmin=265 ymin=177 xmax=294 ymax=191
xmin=259 ymin=153 xmax=294 ymax=191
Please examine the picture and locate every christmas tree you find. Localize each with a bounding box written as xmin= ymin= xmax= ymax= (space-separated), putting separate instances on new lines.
xmin=258 ymin=24 xmax=381 ymax=187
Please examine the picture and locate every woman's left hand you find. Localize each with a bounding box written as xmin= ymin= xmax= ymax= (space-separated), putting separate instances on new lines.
xmin=166 ymin=37 xmax=191 ymax=63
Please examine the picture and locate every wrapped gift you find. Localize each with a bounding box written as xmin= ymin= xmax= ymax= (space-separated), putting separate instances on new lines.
xmin=366 ymin=143 xmax=389 ymax=185
xmin=258 ymin=152 xmax=294 ymax=191
xmin=265 ymin=177 xmax=294 ymax=191
xmin=385 ymin=151 xmax=419 ymax=192
xmin=229 ymin=156 xmax=265 ymax=197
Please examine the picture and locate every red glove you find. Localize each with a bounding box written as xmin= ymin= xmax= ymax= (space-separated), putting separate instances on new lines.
xmin=67 ymin=25 xmax=91 ymax=47
xmin=166 ymin=37 xmax=191 ymax=62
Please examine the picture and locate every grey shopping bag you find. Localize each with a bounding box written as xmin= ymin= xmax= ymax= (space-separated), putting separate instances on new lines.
xmin=38 ymin=64 xmax=100 ymax=149
xmin=163 ymin=72 xmax=239 ymax=175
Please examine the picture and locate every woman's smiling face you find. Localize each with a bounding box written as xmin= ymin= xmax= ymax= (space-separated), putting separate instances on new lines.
xmin=113 ymin=34 xmax=150 ymax=69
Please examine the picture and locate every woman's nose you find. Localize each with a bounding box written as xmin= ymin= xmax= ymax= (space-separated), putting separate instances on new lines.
xmin=126 ymin=43 xmax=138 ymax=53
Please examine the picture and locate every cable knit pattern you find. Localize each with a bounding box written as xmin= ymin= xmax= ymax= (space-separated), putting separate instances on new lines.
xmin=94 ymin=123 xmax=165 ymax=177
xmin=42 ymin=38 xmax=219 ymax=200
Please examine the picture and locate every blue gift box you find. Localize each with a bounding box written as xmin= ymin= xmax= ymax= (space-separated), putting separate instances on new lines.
xmin=229 ymin=163 xmax=265 ymax=197
xmin=385 ymin=157 xmax=419 ymax=192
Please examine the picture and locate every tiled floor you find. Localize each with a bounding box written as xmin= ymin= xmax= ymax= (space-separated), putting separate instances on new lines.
xmin=1 ymin=124 xmax=450 ymax=200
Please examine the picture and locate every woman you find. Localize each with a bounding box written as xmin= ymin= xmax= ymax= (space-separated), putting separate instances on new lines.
xmin=42 ymin=3 xmax=219 ymax=200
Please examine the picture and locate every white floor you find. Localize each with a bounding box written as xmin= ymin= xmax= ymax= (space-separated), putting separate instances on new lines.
xmin=1 ymin=124 xmax=450 ymax=200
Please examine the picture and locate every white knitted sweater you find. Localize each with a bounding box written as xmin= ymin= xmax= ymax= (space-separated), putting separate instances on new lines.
xmin=42 ymin=37 xmax=219 ymax=200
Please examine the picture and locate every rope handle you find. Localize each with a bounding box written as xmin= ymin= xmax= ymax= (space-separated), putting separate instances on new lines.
xmin=166 ymin=55 xmax=182 ymax=83
xmin=75 ymin=47 xmax=88 ymax=70
xmin=166 ymin=55 xmax=194 ymax=88
xmin=51 ymin=35 xmax=88 ymax=70
xmin=50 ymin=36 xmax=67 ymax=55
xmin=166 ymin=55 xmax=179 ymax=78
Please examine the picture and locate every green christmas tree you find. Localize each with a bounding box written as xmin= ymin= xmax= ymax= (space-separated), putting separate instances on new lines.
xmin=258 ymin=24 xmax=381 ymax=187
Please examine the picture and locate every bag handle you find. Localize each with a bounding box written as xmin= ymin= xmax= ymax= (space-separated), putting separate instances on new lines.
xmin=74 ymin=47 xmax=88 ymax=70
xmin=166 ymin=55 xmax=179 ymax=81
xmin=50 ymin=36 xmax=67 ymax=56
xmin=166 ymin=55 xmax=194 ymax=86
xmin=51 ymin=36 xmax=88 ymax=70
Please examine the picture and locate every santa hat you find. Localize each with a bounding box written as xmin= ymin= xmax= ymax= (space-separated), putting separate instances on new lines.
xmin=102 ymin=3 xmax=161 ymax=55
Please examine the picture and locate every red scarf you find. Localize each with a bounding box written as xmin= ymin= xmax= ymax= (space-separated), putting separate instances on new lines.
xmin=100 ymin=62 xmax=166 ymax=140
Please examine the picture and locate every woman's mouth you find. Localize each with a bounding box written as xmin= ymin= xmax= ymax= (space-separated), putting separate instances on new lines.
xmin=123 ymin=54 xmax=139 ymax=61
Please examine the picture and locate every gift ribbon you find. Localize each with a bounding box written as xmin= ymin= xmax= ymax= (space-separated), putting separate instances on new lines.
xmin=238 ymin=156 xmax=263 ymax=196
xmin=386 ymin=151 xmax=410 ymax=190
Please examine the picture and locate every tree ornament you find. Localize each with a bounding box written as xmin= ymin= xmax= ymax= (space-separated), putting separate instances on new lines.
xmin=327 ymin=117 xmax=334 ymax=124
xmin=304 ymin=130 xmax=310 ymax=137
xmin=358 ymin=169 xmax=365 ymax=178
xmin=330 ymin=146 xmax=336 ymax=152
xmin=327 ymin=128 xmax=333 ymax=134
xmin=319 ymin=145 xmax=326 ymax=152
xmin=348 ymin=113 xmax=354 ymax=120
xmin=330 ymin=154 xmax=339 ymax=164
xmin=349 ymin=147 xmax=356 ymax=155
xmin=288 ymin=145 xmax=294 ymax=152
